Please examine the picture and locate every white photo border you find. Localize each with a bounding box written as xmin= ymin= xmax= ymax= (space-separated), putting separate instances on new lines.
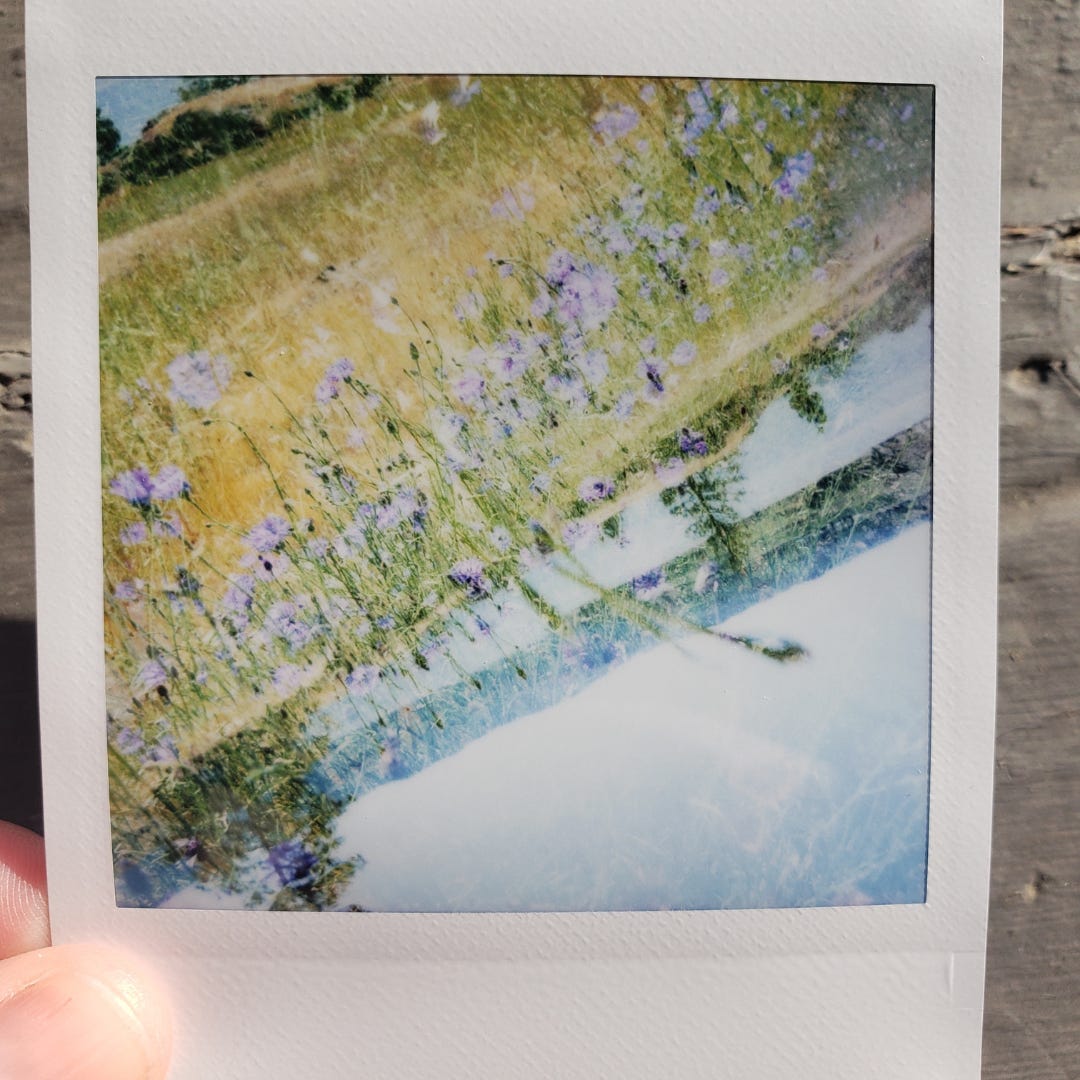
xmin=27 ymin=1 xmax=1001 ymax=1076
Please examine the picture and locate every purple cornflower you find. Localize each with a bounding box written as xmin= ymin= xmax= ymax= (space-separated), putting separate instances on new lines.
xmin=531 ymin=291 xmax=552 ymax=318
xmin=810 ymin=322 xmax=830 ymax=340
xmin=678 ymin=428 xmax=709 ymax=456
xmin=709 ymin=267 xmax=731 ymax=288
xmin=899 ymin=102 xmax=914 ymax=122
xmin=670 ymin=340 xmax=697 ymax=367
xmin=546 ymin=248 xmax=577 ymax=286
xmin=150 ymin=464 xmax=189 ymax=500
xmin=448 ymin=557 xmax=491 ymax=600
xmin=264 ymin=601 xmax=317 ymax=650
xmin=114 ymin=727 xmax=145 ymax=755
xmin=631 ymin=568 xmax=667 ymax=600
xmin=245 ymin=514 xmax=290 ymax=553
xmin=134 ymin=658 xmax=168 ymax=696
xmin=637 ymin=357 xmax=667 ymax=400
xmin=315 ymin=357 xmax=354 ymax=404
xmin=153 ymin=513 xmax=183 ymax=539
xmin=593 ymin=103 xmax=639 ymax=143
xmin=167 ymin=351 xmax=231 ymax=409
xmin=639 ymin=83 xmax=656 ymax=104
xmin=114 ymin=580 xmax=141 ymax=602
xmin=717 ymin=103 xmax=740 ymax=130
xmin=613 ymin=391 xmax=636 ymax=420
xmin=120 ymin=522 xmax=148 ymax=546
xmin=555 ymin=264 xmax=619 ymax=331
xmin=453 ymin=370 xmax=486 ymax=405
xmin=268 ymin=839 xmax=318 ymax=887
xmin=693 ymin=303 xmax=712 ymax=324
xmin=272 ymin=664 xmax=307 ymax=695
xmin=578 ymin=476 xmax=615 ymax=503
xmin=110 ymin=467 xmax=154 ymax=506
xmin=692 ymin=188 xmax=722 ymax=223
xmin=772 ymin=150 xmax=815 ymax=200
xmin=344 ymin=664 xmax=380 ymax=697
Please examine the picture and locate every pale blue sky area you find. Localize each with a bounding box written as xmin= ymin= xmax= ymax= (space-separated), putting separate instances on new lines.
xmin=96 ymin=77 xmax=185 ymax=145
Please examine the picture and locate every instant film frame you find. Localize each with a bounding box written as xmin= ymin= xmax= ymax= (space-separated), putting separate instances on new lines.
xmin=27 ymin=1 xmax=1001 ymax=1076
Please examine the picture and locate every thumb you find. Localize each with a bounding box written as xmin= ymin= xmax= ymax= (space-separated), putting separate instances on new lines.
xmin=0 ymin=942 xmax=172 ymax=1079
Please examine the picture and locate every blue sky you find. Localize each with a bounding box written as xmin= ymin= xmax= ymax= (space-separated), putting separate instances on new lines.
xmin=96 ymin=77 xmax=185 ymax=145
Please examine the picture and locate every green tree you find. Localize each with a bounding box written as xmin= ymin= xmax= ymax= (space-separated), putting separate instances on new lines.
xmin=96 ymin=108 xmax=121 ymax=166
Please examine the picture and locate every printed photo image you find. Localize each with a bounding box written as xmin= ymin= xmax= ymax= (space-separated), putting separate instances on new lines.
xmin=96 ymin=74 xmax=933 ymax=911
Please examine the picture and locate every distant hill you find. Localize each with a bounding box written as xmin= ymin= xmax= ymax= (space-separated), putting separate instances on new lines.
xmin=98 ymin=74 xmax=387 ymax=197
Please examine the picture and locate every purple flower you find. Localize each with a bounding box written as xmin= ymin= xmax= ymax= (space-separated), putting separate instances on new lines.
xmin=272 ymin=664 xmax=307 ymax=695
xmin=454 ymin=371 xmax=486 ymax=405
xmin=134 ymin=659 xmax=168 ymax=696
xmin=810 ymin=322 xmax=829 ymax=340
xmin=268 ymin=839 xmax=318 ymax=887
xmin=717 ymin=103 xmax=740 ymax=130
xmin=639 ymin=84 xmax=656 ymax=104
xmin=693 ymin=303 xmax=712 ymax=323
xmin=637 ymin=357 xmax=667 ymax=400
xmin=709 ymin=267 xmax=731 ymax=288
xmin=631 ymin=568 xmax=667 ymax=600
xmin=899 ymin=102 xmax=914 ymax=123
xmin=578 ymin=476 xmax=615 ymax=503
xmin=344 ymin=664 xmax=380 ymax=696
xmin=531 ymin=291 xmax=552 ymax=318
xmin=110 ymin=467 xmax=154 ymax=506
xmin=120 ymin=522 xmax=148 ymax=546
xmin=448 ymin=557 xmax=491 ymax=600
xmin=593 ymin=103 xmax=639 ymax=143
xmin=245 ymin=514 xmax=290 ymax=553
xmin=678 ymin=428 xmax=709 ymax=457
xmin=315 ymin=357 xmax=354 ymax=404
xmin=150 ymin=464 xmax=189 ymax=500
xmin=555 ymin=264 xmax=619 ymax=331
xmin=545 ymin=249 xmax=577 ymax=286
xmin=114 ymin=727 xmax=145 ymax=755
xmin=670 ymin=340 xmax=697 ymax=367
xmin=772 ymin=150 xmax=815 ymax=200
xmin=167 ymin=351 xmax=231 ymax=409
xmin=263 ymin=601 xmax=317 ymax=650
xmin=114 ymin=579 xmax=141 ymax=601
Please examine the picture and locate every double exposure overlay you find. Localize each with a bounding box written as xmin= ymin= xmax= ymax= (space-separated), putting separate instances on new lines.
xmin=97 ymin=75 xmax=933 ymax=911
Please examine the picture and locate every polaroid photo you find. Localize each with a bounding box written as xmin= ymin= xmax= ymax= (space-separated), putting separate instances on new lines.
xmin=27 ymin=0 xmax=1002 ymax=1076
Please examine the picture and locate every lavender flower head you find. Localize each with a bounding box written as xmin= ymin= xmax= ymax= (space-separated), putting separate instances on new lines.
xmin=150 ymin=464 xmax=189 ymax=501
xmin=133 ymin=658 xmax=168 ymax=696
xmin=593 ymin=103 xmax=639 ymax=143
xmin=245 ymin=514 xmax=291 ymax=553
xmin=772 ymin=150 xmax=815 ymax=200
xmin=631 ymin=567 xmax=667 ymax=600
xmin=110 ymin=467 xmax=154 ymax=506
xmin=119 ymin=522 xmax=148 ymax=546
xmin=315 ymin=357 xmax=354 ymax=404
xmin=678 ymin=428 xmax=709 ymax=457
xmin=268 ymin=839 xmax=318 ymax=887
xmin=578 ymin=476 xmax=615 ymax=503
xmin=167 ymin=351 xmax=232 ymax=409
xmin=448 ymin=557 xmax=491 ymax=600
xmin=344 ymin=664 xmax=380 ymax=697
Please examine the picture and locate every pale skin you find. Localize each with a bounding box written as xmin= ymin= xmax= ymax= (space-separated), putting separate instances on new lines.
xmin=0 ymin=822 xmax=172 ymax=1079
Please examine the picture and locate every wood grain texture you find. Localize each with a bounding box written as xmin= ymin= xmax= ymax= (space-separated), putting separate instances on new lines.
xmin=0 ymin=1 xmax=1077 ymax=1075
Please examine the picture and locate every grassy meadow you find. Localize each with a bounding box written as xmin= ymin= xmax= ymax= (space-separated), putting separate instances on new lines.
xmin=99 ymin=75 xmax=933 ymax=909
